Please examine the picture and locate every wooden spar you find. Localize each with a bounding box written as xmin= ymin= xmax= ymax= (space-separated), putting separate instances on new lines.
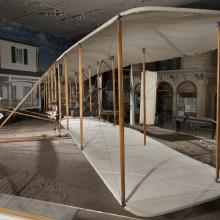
xmin=54 ymin=64 xmax=57 ymax=103
xmin=89 ymin=65 xmax=92 ymax=113
xmin=44 ymin=82 xmax=46 ymax=110
xmin=16 ymin=109 xmax=49 ymax=118
xmin=216 ymin=23 xmax=220 ymax=181
xmin=72 ymin=82 xmax=74 ymax=117
xmin=142 ymin=48 xmax=147 ymax=145
xmin=69 ymin=81 xmax=72 ymax=116
xmin=79 ymin=45 xmax=84 ymax=150
xmin=118 ymin=18 xmax=125 ymax=206
xmin=48 ymin=72 xmax=51 ymax=110
xmin=57 ymin=63 xmax=62 ymax=121
xmin=75 ymin=72 xmax=79 ymax=109
xmin=64 ymin=56 xmax=69 ymax=129
xmin=46 ymin=80 xmax=48 ymax=110
xmin=0 ymin=71 xmax=49 ymax=128
xmin=0 ymin=134 xmax=70 ymax=143
xmin=97 ymin=62 xmax=101 ymax=118
xmin=0 ymin=208 xmax=54 ymax=220
xmin=0 ymin=108 xmax=54 ymax=123
xmin=111 ymin=56 xmax=117 ymax=125
xmin=51 ymin=69 xmax=54 ymax=103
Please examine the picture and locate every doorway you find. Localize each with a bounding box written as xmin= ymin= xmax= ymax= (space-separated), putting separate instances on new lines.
xmin=156 ymin=82 xmax=173 ymax=127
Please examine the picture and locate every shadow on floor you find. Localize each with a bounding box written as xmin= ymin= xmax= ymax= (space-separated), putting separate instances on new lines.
xmin=129 ymin=125 xmax=198 ymax=142
xmin=0 ymin=163 xmax=37 ymax=196
xmin=37 ymin=140 xmax=58 ymax=180
xmin=148 ymin=132 xmax=198 ymax=142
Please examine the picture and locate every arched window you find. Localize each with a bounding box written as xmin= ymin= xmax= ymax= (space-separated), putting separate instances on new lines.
xmin=177 ymin=81 xmax=197 ymax=116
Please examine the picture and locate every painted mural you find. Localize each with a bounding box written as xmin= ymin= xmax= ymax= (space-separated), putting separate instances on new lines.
xmin=0 ymin=18 xmax=72 ymax=72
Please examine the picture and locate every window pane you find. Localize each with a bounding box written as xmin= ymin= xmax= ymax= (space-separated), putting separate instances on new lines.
xmin=11 ymin=46 xmax=16 ymax=63
xmin=11 ymin=86 xmax=16 ymax=101
xmin=15 ymin=48 xmax=23 ymax=63
xmin=24 ymin=49 xmax=28 ymax=65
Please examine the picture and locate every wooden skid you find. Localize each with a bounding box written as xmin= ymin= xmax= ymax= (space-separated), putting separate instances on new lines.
xmin=0 ymin=134 xmax=71 ymax=143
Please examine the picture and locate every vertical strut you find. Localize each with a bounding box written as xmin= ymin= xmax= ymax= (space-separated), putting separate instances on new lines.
xmin=111 ymin=56 xmax=117 ymax=126
xmin=79 ymin=46 xmax=84 ymax=150
xmin=142 ymin=48 xmax=147 ymax=145
xmin=216 ymin=23 xmax=220 ymax=181
xmin=117 ymin=18 xmax=125 ymax=206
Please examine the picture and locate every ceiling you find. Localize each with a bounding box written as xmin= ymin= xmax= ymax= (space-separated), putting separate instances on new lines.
xmin=0 ymin=0 xmax=219 ymax=40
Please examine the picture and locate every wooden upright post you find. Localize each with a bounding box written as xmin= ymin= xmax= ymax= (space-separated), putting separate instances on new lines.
xmin=64 ymin=56 xmax=69 ymax=130
xmin=97 ymin=62 xmax=101 ymax=118
xmin=142 ymin=48 xmax=147 ymax=145
xmin=75 ymin=72 xmax=79 ymax=109
xmin=48 ymin=73 xmax=51 ymax=110
xmin=51 ymin=69 xmax=54 ymax=103
xmin=57 ymin=63 xmax=62 ymax=121
xmin=216 ymin=23 xmax=220 ymax=181
xmin=69 ymin=81 xmax=72 ymax=116
xmin=111 ymin=56 xmax=117 ymax=126
xmin=54 ymin=64 xmax=57 ymax=103
xmin=89 ymin=65 xmax=92 ymax=113
xmin=45 ymin=78 xmax=47 ymax=110
xmin=79 ymin=46 xmax=84 ymax=150
xmin=118 ymin=18 xmax=125 ymax=206
xmin=71 ymin=81 xmax=74 ymax=117
xmin=44 ymin=82 xmax=47 ymax=110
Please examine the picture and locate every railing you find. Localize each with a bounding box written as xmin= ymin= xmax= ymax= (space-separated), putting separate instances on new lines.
xmin=11 ymin=99 xmax=40 ymax=109
xmin=175 ymin=116 xmax=216 ymax=139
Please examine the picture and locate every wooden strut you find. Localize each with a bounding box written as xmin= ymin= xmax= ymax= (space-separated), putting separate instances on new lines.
xmin=0 ymin=208 xmax=53 ymax=220
xmin=79 ymin=45 xmax=84 ymax=150
xmin=48 ymin=73 xmax=51 ymax=110
xmin=75 ymin=72 xmax=79 ymax=109
xmin=96 ymin=61 xmax=104 ymax=118
xmin=57 ymin=62 xmax=62 ymax=121
xmin=15 ymin=109 xmax=49 ymax=119
xmin=97 ymin=61 xmax=101 ymax=118
xmin=0 ymin=71 xmax=49 ymax=128
xmin=69 ymin=80 xmax=73 ymax=117
xmin=45 ymin=81 xmax=48 ymax=110
xmin=216 ymin=23 xmax=220 ymax=181
xmin=118 ymin=18 xmax=125 ymax=206
xmin=111 ymin=56 xmax=117 ymax=126
xmin=51 ymin=69 xmax=54 ymax=103
xmin=89 ymin=65 xmax=92 ymax=113
xmin=72 ymin=82 xmax=75 ymax=116
xmin=64 ymin=56 xmax=69 ymax=130
xmin=0 ymin=108 xmax=55 ymax=123
xmin=142 ymin=48 xmax=147 ymax=145
xmin=54 ymin=64 xmax=57 ymax=102
xmin=44 ymin=83 xmax=46 ymax=111
xmin=0 ymin=134 xmax=70 ymax=143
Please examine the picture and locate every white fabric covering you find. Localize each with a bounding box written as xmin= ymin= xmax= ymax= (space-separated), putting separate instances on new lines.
xmin=56 ymin=7 xmax=220 ymax=81
xmin=62 ymin=117 xmax=220 ymax=217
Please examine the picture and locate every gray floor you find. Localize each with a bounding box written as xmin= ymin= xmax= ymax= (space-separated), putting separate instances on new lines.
xmin=132 ymin=125 xmax=216 ymax=167
xmin=0 ymin=193 xmax=138 ymax=220
xmin=0 ymin=119 xmax=220 ymax=219
xmin=0 ymin=119 xmax=133 ymax=218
